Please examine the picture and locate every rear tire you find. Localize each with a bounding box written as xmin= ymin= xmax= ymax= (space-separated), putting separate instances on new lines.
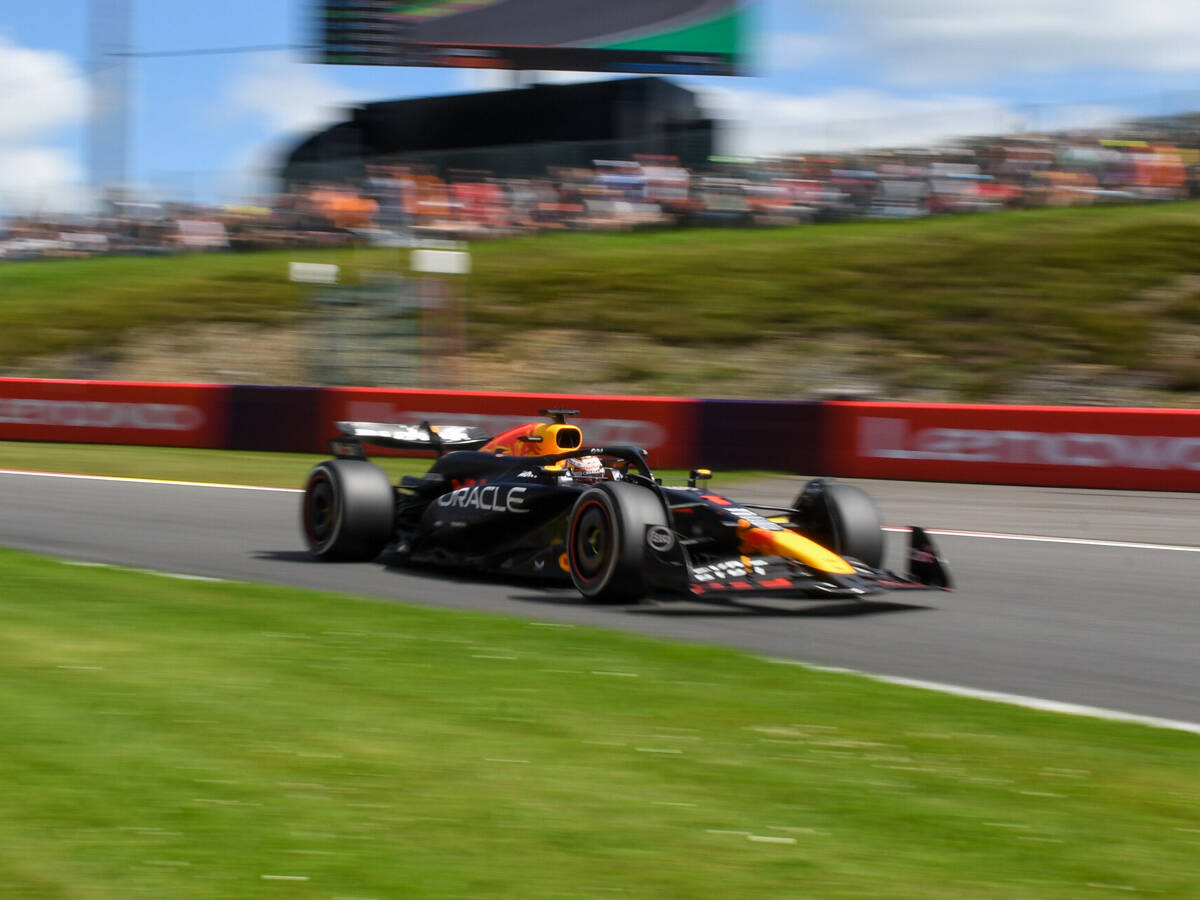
xmin=791 ymin=479 xmax=884 ymax=569
xmin=302 ymin=459 xmax=395 ymax=561
xmin=567 ymin=482 xmax=666 ymax=604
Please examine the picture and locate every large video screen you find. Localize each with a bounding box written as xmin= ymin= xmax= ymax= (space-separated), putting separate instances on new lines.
xmin=314 ymin=1 xmax=746 ymax=76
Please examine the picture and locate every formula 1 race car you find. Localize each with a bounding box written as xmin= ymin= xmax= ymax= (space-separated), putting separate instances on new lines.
xmin=301 ymin=410 xmax=953 ymax=604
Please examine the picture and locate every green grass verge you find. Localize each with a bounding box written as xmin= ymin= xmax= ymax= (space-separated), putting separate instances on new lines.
xmin=2 ymin=546 xmax=1197 ymax=898
xmin=0 ymin=441 xmax=775 ymax=490
xmin=0 ymin=441 xmax=429 ymax=489
xmin=4 ymin=203 xmax=1200 ymax=399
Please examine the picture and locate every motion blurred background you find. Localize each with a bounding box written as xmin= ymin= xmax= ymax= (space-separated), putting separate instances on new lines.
xmin=4 ymin=12 xmax=1200 ymax=896
xmin=3 ymin=1 xmax=1200 ymax=402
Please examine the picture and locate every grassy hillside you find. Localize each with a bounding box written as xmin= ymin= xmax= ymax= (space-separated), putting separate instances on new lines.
xmin=3 ymin=202 xmax=1200 ymax=402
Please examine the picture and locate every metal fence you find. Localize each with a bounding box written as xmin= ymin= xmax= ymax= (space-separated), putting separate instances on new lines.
xmin=306 ymin=275 xmax=423 ymax=388
xmin=305 ymin=269 xmax=467 ymax=390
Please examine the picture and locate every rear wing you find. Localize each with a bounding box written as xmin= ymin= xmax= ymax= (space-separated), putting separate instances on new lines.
xmin=331 ymin=421 xmax=492 ymax=458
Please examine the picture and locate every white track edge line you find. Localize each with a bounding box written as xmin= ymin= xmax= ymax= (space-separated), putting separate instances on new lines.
xmin=60 ymin=560 xmax=227 ymax=582
xmin=4 ymin=468 xmax=1195 ymax=554
xmin=884 ymin=525 xmax=1200 ymax=553
xmin=53 ymin=556 xmax=1200 ymax=735
xmin=770 ymin=660 xmax=1200 ymax=736
xmin=36 ymin=521 xmax=1199 ymax=734
xmin=0 ymin=468 xmax=299 ymax=492
xmin=4 ymin=468 xmax=1196 ymax=552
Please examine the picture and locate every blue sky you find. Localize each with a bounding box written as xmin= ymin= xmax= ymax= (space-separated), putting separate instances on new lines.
xmin=3 ymin=1 xmax=1200 ymax=212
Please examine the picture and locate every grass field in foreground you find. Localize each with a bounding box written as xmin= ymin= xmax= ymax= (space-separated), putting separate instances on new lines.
xmin=3 ymin=547 xmax=1198 ymax=899
xmin=0 ymin=441 xmax=775 ymax=490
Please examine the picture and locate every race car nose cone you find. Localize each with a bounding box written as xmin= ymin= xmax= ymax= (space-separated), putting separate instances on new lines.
xmin=738 ymin=523 xmax=856 ymax=575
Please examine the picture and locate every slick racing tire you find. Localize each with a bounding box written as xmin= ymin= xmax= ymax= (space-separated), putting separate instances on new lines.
xmin=302 ymin=459 xmax=395 ymax=561
xmin=791 ymin=479 xmax=884 ymax=569
xmin=567 ymin=482 xmax=667 ymax=604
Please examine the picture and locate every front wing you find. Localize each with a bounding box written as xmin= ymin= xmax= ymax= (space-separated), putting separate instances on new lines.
xmin=681 ymin=527 xmax=953 ymax=602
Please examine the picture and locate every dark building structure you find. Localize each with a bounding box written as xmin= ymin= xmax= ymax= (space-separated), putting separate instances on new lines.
xmin=281 ymin=77 xmax=714 ymax=185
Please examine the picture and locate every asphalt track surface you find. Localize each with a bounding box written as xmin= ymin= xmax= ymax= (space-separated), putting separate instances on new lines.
xmin=409 ymin=0 xmax=729 ymax=48
xmin=3 ymin=470 xmax=1198 ymax=725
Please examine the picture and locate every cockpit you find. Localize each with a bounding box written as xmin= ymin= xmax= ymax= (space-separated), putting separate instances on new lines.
xmin=481 ymin=411 xmax=584 ymax=459
xmin=481 ymin=410 xmax=623 ymax=483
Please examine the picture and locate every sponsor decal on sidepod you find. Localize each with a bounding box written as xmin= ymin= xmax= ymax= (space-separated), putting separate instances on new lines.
xmin=437 ymin=484 xmax=528 ymax=513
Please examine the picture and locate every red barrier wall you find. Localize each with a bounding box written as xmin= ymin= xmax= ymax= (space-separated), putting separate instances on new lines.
xmin=315 ymin=387 xmax=702 ymax=468
xmin=0 ymin=378 xmax=230 ymax=448
xmin=823 ymin=401 xmax=1200 ymax=491
xmin=6 ymin=377 xmax=1199 ymax=492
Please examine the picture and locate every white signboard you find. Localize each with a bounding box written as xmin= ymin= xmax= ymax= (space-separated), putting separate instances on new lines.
xmin=412 ymin=249 xmax=471 ymax=275
xmin=289 ymin=262 xmax=339 ymax=284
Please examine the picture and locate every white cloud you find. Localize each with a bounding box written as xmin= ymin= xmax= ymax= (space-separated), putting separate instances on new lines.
xmin=0 ymin=145 xmax=86 ymax=214
xmin=213 ymin=52 xmax=386 ymax=204
xmin=0 ymin=34 xmax=87 ymax=213
xmin=811 ymin=0 xmax=1200 ymax=82
xmin=223 ymin=51 xmax=370 ymax=135
xmin=0 ymin=33 xmax=86 ymax=142
xmin=763 ymin=32 xmax=839 ymax=72
xmin=699 ymin=86 xmax=1124 ymax=156
xmin=216 ymin=138 xmax=291 ymax=204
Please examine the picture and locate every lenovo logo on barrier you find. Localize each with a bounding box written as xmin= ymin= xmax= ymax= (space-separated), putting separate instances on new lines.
xmin=859 ymin=417 xmax=1200 ymax=470
xmin=0 ymin=399 xmax=206 ymax=431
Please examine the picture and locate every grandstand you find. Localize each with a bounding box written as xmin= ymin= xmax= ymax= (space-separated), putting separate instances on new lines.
xmin=281 ymin=77 xmax=715 ymax=185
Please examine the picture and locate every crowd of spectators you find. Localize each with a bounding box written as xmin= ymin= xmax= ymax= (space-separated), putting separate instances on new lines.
xmin=4 ymin=125 xmax=1199 ymax=261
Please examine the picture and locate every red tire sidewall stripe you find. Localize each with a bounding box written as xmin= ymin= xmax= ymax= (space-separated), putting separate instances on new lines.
xmin=303 ymin=468 xmax=338 ymax=550
xmin=569 ymin=496 xmax=614 ymax=588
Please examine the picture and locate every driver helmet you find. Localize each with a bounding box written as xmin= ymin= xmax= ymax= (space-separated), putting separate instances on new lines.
xmin=564 ymin=455 xmax=605 ymax=480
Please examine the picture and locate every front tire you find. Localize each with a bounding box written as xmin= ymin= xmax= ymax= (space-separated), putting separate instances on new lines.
xmin=791 ymin=479 xmax=884 ymax=569
xmin=567 ymin=482 xmax=667 ymax=604
xmin=302 ymin=459 xmax=395 ymax=561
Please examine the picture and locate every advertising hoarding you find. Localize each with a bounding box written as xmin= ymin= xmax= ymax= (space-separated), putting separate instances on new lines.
xmin=823 ymin=401 xmax=1200 ymax=491
xmin=0 ymin=379 xmax=230 ymax=449
xmin=315 ymin=0 xmax=746 ymax=75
